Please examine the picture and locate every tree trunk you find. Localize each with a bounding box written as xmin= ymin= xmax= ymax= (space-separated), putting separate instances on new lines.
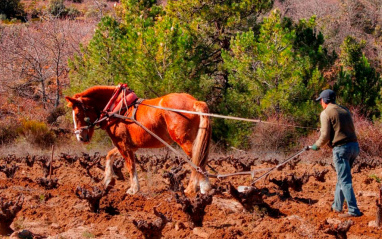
xmin=41 ymin=78 xmax=47 ymax=109
xmin=55 ymin=73 xmax=60 ymax=107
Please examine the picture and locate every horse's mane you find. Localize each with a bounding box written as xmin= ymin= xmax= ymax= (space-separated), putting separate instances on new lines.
xmin=74 ymin=85 xmax=117 ymax=99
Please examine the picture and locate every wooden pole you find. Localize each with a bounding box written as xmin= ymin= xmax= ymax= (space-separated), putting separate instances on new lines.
xmin=49 ymin=145 xmax=54 ymax=179
xmin=376 ymin=185 xmax=382 ymax=227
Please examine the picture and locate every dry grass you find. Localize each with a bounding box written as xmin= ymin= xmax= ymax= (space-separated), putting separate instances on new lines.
xmin=301 ymin=109 xmax=382 ymax=163
xmin=249 ymin=116 xmax=302 ymax=159
xmin=353 ymin=112 xmax=382 ymax=158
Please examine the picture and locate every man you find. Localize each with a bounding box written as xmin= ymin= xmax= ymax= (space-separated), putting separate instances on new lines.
xmin=311 ymin=89 xmax=362 ymax=218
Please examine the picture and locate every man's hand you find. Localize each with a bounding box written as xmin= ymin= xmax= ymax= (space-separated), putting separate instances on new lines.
xmin=310 ymin=144 xmax=319 ymax=151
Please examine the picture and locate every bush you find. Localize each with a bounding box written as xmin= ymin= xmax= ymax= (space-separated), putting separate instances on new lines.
xmin=0 ymin=118 xmax=21 ymax=145
xmin=250 ymin=116 xmax=301 ymax=153
xmin=67 ymin=7 xmax=81 ymax=19
xmin=0 ymin=0 xmax=26 ymax=20
xmin=353 ymin=111 xmax=382 ymax=158
xmin=48 ymin=0 xmax=67 ymax=17
xmin=47 ymin=106 xmax=66 ymax=125
xmin=19 ymin=119 xmax=56 ymax=149
xmin=302 ymin=108 xmax=382 ymax=163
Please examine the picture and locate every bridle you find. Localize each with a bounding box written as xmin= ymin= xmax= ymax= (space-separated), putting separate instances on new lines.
xmin=73 ymin=100 xmax=101 ymax=136
xmin=72 ymin=84 xmax=138 ymax=136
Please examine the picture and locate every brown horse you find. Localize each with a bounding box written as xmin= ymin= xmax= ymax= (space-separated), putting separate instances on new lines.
xmin=65 ymin=85 xmax=212 ymax=194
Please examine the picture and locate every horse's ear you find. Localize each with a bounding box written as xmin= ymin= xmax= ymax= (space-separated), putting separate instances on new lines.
xmin=65 ymin=96 xmax=78 ymax=108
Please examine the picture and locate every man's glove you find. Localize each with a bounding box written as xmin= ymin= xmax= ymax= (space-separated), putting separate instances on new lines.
xmin=310 ymin=144 xmax=319 ymax=151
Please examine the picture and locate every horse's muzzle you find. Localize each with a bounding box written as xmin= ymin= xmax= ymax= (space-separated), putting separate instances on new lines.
xmin=75 ymin=129 xmax=89 ymax=142
xmin=78 ymin=135 xmax=89 ymax=142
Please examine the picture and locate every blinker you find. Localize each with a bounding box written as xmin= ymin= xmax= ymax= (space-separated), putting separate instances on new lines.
xmin=84 ymin=117 xmax=91 ymax=125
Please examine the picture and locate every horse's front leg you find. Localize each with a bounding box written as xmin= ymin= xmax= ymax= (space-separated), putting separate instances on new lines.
xmin=104 ymin=147 xmax=119 ymax=191
xmin=121 ymin=150 xmax=139 ymax=195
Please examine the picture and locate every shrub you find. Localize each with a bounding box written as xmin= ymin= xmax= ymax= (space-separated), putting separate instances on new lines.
xmin=0 ymin=0 xmax=26 ymax=20
xmin=250 ymin=116 xmax=302 ymax=153
xmin=48 ymin=0 xmax=67 ymax=17
xmin=47 ymin=106 xmax=66 ymax=125
xmin=302 ymin=108 xmax=382 ymax=162
xmin=0 ymin=117 xmax=21 ymax=145
xmin=353 ymin=110 xmax=382 ymax=158
xmin=67 ymin=7 xmax=81 ymax=19
xmin=19 ymin=119 xmax=56 ymax=148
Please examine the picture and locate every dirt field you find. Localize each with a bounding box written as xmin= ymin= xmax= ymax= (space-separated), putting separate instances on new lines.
xmin=0 ymin=150 xmax=381 ymax=239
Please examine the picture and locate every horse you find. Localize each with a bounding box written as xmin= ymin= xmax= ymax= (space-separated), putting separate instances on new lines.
xmin=65 ymin=85 xmax=212 ymax=195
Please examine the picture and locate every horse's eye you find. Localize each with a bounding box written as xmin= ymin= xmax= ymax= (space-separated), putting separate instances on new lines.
xmin=84 ymin=117 xmax=91 ymax=123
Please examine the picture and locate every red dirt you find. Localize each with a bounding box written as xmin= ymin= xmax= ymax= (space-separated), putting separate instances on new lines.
xmin=0 ymin=153 xmax=381 ymax=239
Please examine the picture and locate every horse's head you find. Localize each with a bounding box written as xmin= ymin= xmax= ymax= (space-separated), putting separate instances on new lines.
xmin=65 ymin=96 xmax=98 ymax=143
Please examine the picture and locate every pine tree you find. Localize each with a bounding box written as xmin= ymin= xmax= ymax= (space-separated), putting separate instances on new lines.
xmin=335 ymin=36 xmax=381 ymax=117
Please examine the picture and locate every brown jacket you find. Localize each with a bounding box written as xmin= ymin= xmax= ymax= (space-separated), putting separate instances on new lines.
xmin=315 ymin=103 xmax=357 ymax=148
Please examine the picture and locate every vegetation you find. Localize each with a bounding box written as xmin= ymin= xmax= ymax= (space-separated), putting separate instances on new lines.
xmin=0 ymin=0 xmax=25 ymax=21
xmin=1 ymin=0 xmax=382 ymax=151
xmin=334 ymin=36 xmax=382 ymax=117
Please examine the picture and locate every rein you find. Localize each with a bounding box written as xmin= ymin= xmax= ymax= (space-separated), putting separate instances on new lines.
xmin=138 ymin=103 xmax=319 ymax=130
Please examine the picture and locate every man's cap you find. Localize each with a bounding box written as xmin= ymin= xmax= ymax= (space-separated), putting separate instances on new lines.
xmin=315 ymin=89 xmax=336 ymax=102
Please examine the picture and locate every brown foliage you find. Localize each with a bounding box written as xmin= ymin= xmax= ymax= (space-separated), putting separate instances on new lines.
xmin=251 ymin=116 xmax=300 ymax=153
xmin=132 ymin=207 xmax=169 ymax=239
xmin=0 ymin=195 xmax=24 ymax=234
xmin=174 ymin=191 xmax=214 ymax=228
xmin=0 ymin=117 xmax=21 ymax=145
xmin=323 ymin=220 xmax=353 ymax=239
xmin=75 ymin=185 xmax=107 ymax=213
xmin=162 ymin=165 xmax=190 ymax=192
xmin=270 ymin=173 xmax=311 ymax=198
xmin=19 ymin=120 xmax=56 ymax=148
xmin=228 ymin=183 xmax=264 ymax=212
xmin=0 ymin=164 xmax=19 ymax=178
xmin=35 ymin=177 xmax=59 ymax=189
xmin=353 ymin=112 xmax=382 ymax=158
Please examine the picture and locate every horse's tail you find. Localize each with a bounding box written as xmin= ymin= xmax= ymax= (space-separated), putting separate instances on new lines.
xmin=192 ymin=101 xmax=211 ymax=169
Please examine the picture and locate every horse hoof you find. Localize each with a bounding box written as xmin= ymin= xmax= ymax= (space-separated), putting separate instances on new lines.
xmin=200 ymin=181 xmax=212 ymax=194
xmin=126 ymin=188 xmax=139 ymax=195
xmin=104 ymin=177 xmax=116 ymax=188
xmin=184 ymin=184 xmax=197 ymax=194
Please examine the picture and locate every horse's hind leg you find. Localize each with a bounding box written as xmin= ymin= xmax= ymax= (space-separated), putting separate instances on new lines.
xmin=104 ymin=148 xmax=119 ymax=191
xmin=186 ymin=101 xmax=212 ymax=194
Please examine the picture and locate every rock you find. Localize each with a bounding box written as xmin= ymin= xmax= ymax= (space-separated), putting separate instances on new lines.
xmin=50 ymin=223 xmax=61 ymax=229
xmin=17 ymin=230 xmax=34 ymax=239
xmin=326 ymin=218 xmax=342 ymax=225
xmin=193 ymin=227 xmax=209 ymax=238
xmin=175 ymin=221 xmax=185 ymax=231
xmin=368 ymin=220 xmax=379 ymax=228
xmin=357 ymin=191 xmax=378 ymax=197
xmin=212 ymin=197 xmax=244 ymax=213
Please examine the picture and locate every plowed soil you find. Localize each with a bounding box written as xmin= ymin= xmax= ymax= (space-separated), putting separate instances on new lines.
xmin=0 ymin=151 xmax=381 ymax=239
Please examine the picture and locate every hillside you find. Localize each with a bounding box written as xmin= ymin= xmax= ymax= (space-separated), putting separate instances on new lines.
xmin=274 ymin=0 xmax=382 ymax=70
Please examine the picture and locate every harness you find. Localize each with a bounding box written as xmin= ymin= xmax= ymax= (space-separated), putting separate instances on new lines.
xmin=74 ymin=84 xmax=141 ymax=135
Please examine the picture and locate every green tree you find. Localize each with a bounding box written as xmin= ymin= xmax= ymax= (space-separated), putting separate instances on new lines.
xmin=221 ymin=10 xmax=331 ymax=146
xmin=334 ymin=36 xmax=381 ymax=117
xmin=165 ymin=0 xmax=273 ymax=109
xmin=0 ymin=0 xmax=25 ymax=20
xmin=48 ymin=0 xmax=67 ymax=17
xmin=68 ymin=0 xmax=273 ymax=102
